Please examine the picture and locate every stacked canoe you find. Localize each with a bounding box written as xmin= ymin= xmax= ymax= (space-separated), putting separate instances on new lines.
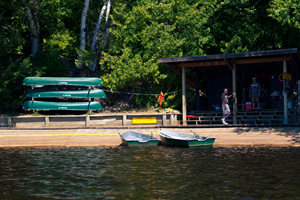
xmin=22 ymin=77 xmax=105 ymax=111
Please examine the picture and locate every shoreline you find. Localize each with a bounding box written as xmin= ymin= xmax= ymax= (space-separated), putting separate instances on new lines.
xmin=1 ymin=127 xmax=300 ymax=148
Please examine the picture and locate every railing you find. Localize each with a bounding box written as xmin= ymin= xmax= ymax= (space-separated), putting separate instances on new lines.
xmin=0 ymin=113 xmax=181 ymax=128
xmin=185 ymin=109 xmax=297 ymax=125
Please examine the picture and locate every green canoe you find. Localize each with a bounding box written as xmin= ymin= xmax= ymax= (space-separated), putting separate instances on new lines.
xmin=26 ymin=89 xmax=106 ymax=98
xmin=22 ymin=77 xmax=103 ymax=86
xmin=22 ymin=101 xmax=102 ymax=110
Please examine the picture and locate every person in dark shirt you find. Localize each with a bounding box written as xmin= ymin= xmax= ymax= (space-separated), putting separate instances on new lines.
xmin=249 ymin=77 xmax=261 ymax=110
xmin=221 ymin=88 xmax=235 ymax=124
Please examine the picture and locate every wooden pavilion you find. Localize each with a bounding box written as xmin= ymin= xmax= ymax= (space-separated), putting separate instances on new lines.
xmin=158 ymin=48 xmax=300 ymax=125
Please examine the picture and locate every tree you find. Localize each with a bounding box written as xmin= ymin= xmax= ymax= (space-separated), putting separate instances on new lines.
xmin=268 ymin=0 xmax=300 ymax=48
xmin=76 ymin=0 xmax=112 ymax=76
xmin=206 ymin=0 xmax=300 ymax=53
xmin=23 ymin=0 xmax=41 ymax=57
xmin=77 ymin=0 xmax=90 ymax=69
xmin=268 ymin=0 xmax=300 ymax=29
xmin=0 ymin=0 xmax=26 ymax=57
xmin=100 ymin=0 xmax=216 ymax=108
xmin=90 ymin=0 xmax=111 ymax=74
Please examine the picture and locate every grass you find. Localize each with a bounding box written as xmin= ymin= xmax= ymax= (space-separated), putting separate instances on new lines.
xmin=32 ymin=111 xmax=40 ymax=116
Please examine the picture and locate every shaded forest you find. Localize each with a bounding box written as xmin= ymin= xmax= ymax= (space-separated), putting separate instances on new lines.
xmin=1 ymin=0 xmax=300 ymax=113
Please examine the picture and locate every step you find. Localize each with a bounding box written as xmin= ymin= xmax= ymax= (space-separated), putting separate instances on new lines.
xmin=270 ymin=119 xmax=283 ymax=124
xmin=185 ymin=120 xmax=213 ymax=125
xmin=199 ymin=120 xmax=213 ymax=124
xmin=185 ymin=120 xmax=199 ymax=125
xmin=256 ymin=119 xmax=271 ymax=124
xmin=243 ymin=116 xmax=258 ymax=120
xmin=214 ymin=120 xmax=233 ymax=124
xmin=258 ymin=115 xmax=274 ymax=119
xmin=243 ymin=111 xmax=261 ymax=116
xmin=188 ymin=116 xmax=215 ymax=120
xmin=239 ymin=119 xmax=256 ymax=124
xmin=273 ymin=116 xmax=284 ymax=119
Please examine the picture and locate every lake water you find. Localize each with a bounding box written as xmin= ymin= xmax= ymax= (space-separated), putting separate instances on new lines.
xmin=0 ymin=147 xmax=300 ymax=199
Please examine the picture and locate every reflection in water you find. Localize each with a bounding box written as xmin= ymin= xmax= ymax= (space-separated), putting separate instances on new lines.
xmin=0 ymin=147 xmax=300 ymax=199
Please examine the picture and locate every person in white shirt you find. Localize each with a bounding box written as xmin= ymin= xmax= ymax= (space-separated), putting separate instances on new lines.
xmin=221 ymin=88 xmax=235 ymax=124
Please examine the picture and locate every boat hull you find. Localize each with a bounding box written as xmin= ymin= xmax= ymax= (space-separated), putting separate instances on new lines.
xmin=23 ymin=77 xmax=103 ymax=86
xmin=120 ymin=131 xmax=160 ymax=148
xmin=188 ymin=138 xmax=215 ymax=148
xmin=22 ymin=101 xmax=102 ymax=111
xmin=159 ymin=135 xmax=189 ymax=147
xmin=159 ymin=135 xmax=215 ymax=148
xmin=121 ymin=138 xmax=159 ymax=148
xmin=159 ymin=129 xmax=215 ymax=148
xmin=26 ymin=89 xmax=106 ymax=98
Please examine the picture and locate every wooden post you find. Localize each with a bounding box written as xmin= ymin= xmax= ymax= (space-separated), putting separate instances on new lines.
xmin=182 ymin=67 xmax=187 ymax=125
xmin=170 ymin=114 xmax=174 ymax=125
xmin=195 ymin=68 xmax=200 ymax=111
xmin=85 ymin=115 xmax=90 ymax=127
xmin=122 ymin=115 xmax=126 ymax=126
xmin=283 ymin=61 xmax=288 ymax=124
xmin=298 ymin=80 xmax=300 ymax=115
xmin=7 ymin=117 xmax=12 ymax=127
xmin=162 ymin=114 xmax=167 ymax=126
xmin=45 ymin=117 xmax=49 ymax=127
xmin=232 ymin=64 xmax=237 ymax=124
xmin=242 ymin=70 xmax=246 ymax=110
xmin=88 ymin=86 xmax=92 ymax=115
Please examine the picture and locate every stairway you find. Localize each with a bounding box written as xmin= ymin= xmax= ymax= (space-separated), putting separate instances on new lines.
xmin=186 ymin=109 xmax=297 ymax=125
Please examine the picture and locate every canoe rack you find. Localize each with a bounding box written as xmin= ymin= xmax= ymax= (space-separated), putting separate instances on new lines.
xmin=22 ymin=77 xmax=105 ymax=112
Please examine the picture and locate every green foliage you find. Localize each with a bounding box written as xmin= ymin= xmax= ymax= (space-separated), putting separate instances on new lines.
xmin=32 ymin=111 xmax=40 ymax=116
xmin=43 ymin=29 xmax=77 ymax=58
xmin=221 ymin=35 xmax=249 ymax=54
xmin=31 ymin=50 xmax=68 ymax=77
xmin=268 ymin=0 xmax=300 ymax=29
xmin=101 ymin=48 xmax=162 ymax=90
xmin=75 ymin=49 xmax=96 ymax=69
xmin=0 ymin=0 xmax=27 ymax=57
xmin=208 ymin=0 xmax=300 ymax=52
xmin=0 ymin=51 xmax=68 ymax=111
xmin=101 ymin=0 xmax=215 ymax=110
xmin=0 ymin=57 xmax=32 ymax=110
xmin=2 ymin=0 xmax=300 ymax=112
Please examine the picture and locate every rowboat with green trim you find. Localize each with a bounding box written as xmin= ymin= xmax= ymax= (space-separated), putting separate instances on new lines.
xmin=22 ymin=101 xmax=102 ymax=110
xmin=26 ymin=89 xmax=106 ymax=98
xmin=159 ymin=129 xmax=215 ymax=148
xmin=119 ymin=131 xmax=160 ymax=148
xmin=22 ymin=77 xmax=103 ymax=86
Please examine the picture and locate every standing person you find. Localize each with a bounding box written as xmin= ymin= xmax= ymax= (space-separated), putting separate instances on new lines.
xmin=221 ymin=88 xmax=235 ymax=124
xmin=249 ymin=77 xmax=261 ymax=110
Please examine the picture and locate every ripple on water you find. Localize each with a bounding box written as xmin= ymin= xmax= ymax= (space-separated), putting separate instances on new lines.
xmin=0 ymin=147 xmax=300 ymax=199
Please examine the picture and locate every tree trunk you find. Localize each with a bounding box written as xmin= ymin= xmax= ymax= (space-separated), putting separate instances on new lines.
xmin=90 ymin=0 xmax=111 ymax=74
xmin=77 ymin=0 xmax=90 ymax=69
xmin=23 ymin=0 xmax=41 ymax=58
xmin=90 ymin=0 xmax=108 ymax=53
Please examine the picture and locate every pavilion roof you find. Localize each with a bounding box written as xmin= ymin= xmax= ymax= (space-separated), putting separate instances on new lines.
xmin=158 ymin=48 xmax=299 ymax=68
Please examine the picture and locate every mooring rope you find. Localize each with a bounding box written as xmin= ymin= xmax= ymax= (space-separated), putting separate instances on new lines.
xmin=101 ymin=89 xmax=179 ymax=96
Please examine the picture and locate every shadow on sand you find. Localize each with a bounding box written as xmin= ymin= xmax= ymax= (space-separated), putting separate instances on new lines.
xmin=232 ymin=126 xmax=300 ymax=145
